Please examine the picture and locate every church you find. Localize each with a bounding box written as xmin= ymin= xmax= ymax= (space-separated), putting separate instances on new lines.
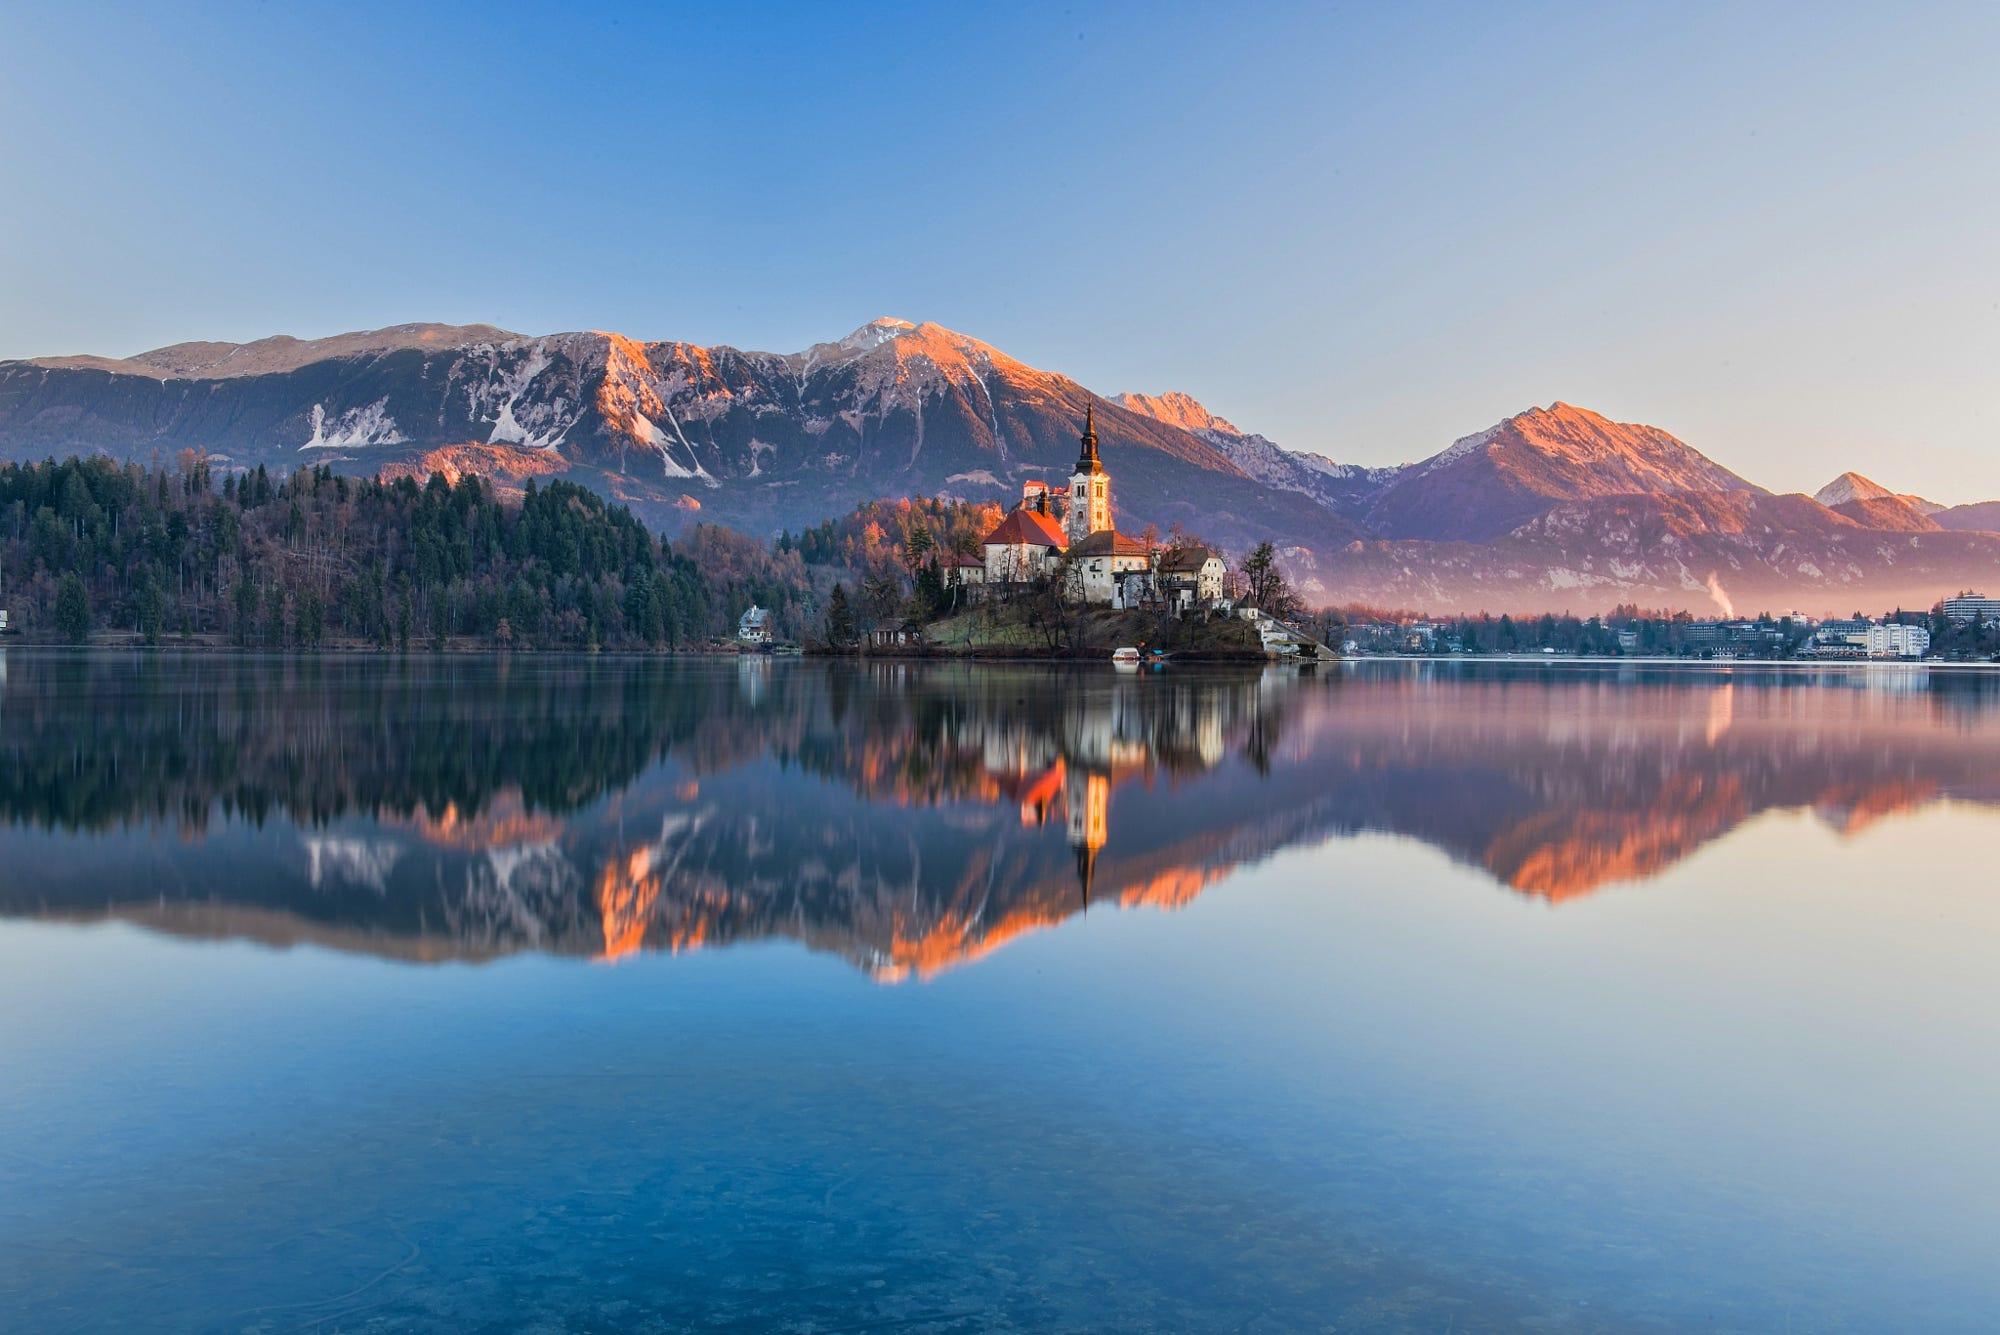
xmin=978 ymin=405 xmax=1154 ymax=605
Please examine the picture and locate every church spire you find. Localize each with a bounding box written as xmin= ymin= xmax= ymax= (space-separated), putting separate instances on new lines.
xmin=1075 ymin=402 xmax=1102 ymax=474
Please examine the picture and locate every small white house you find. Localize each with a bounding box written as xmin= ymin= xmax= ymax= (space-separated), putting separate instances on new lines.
xmin=942 ymin=553 xmax=986 ymax=587
xmin=0 ymin=608 xmax=9 ymax=634
xmin=737 ymin=605 xmax=772 ymax=645
xmin=1157 ymin=546 xmax=1226 ymax=609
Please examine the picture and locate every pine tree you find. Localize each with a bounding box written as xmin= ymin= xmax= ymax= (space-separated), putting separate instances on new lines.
xmin=54 ymin=572 xmax=90 ymax=643
xmin=825 ymin=583 xmax=856 ymax=647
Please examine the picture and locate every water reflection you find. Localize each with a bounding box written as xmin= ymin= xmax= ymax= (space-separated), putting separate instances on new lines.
xmin=4 ymin=652 xmax=1999 ymax=975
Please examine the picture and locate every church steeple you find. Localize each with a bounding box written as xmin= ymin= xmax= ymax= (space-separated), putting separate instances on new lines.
xmin=1074 ymin=402 xmax=1102 ymax=475
xmin=1065 ymin=403 xmax=1112 ymax=542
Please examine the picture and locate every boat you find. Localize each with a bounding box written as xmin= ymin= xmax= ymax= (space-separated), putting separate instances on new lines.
xmin=1111 ymin=646 xmax=1142 ymax=669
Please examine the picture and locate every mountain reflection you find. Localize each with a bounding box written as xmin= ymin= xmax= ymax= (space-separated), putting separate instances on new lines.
xmin=3 ymin=652 xmax=1998 ymax=976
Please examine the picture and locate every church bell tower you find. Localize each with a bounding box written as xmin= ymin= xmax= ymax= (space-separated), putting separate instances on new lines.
xmin=1066 ymin=403 xmax=1111 ymax=544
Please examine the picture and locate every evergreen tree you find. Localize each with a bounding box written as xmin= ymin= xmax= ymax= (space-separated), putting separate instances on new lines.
xmin=825 ymin=584 xmax=856 ymax=646
xmin=54 ymin=572 xmax=90 ymax=643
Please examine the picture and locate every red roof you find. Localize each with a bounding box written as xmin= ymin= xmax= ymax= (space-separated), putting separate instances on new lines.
xmin=1068 ymin=529 xmax=1151 ymax=557
xmin=981 ymin=506 xmax=1068 ymax=550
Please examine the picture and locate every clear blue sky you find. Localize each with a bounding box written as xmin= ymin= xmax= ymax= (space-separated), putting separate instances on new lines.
xmin=4 ymin=1 xmax=1996 ymax=497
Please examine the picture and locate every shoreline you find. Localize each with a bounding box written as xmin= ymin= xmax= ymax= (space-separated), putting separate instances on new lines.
xmin=5 ymin=639 xmax=1993 ymax=669
xmin=1341 ymin=653 xmax=1998 ymax=670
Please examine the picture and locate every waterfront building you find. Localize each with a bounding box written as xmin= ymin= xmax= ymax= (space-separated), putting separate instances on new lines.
xmin=1810 ymin=619 xmax=1930 ymax=659
xmin=1864 ymin=623 xmax=1930 ymax=658
xmin=737 ymin=605 xmax=771 ymax=645
xmin=1941 ymin=593 xmax=2000 ymax=624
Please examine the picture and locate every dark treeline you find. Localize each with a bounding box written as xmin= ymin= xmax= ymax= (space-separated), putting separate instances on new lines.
xmin=1324 ymin=606 xmax=1817 ymax=656
xmin=0 ymin=455 xmax=813 ymax=648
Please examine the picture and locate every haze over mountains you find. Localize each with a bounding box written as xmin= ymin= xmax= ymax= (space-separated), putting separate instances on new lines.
xmin=4 ymin=318 xmax=1998 ymax=614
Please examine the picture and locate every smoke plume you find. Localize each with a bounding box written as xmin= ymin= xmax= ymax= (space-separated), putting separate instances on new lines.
xmin=1705 ymin=572 xmax=1735 ymax=618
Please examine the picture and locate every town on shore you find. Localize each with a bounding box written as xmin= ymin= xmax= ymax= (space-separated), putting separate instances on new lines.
xmin=2 ymin=414 xmax=1998 ymax=663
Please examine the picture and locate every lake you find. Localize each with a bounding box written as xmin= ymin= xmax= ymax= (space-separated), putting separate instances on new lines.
xmin=3 ymin=651 xmax=1999 ymax=1331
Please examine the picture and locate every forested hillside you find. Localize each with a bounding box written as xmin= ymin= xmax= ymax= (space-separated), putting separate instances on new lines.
xmin=0 ymin=455 xmax=813 ymax=648
xmin=780 ymin=496 xmax=1002 ymax=578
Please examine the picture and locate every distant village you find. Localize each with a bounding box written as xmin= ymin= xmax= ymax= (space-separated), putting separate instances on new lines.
xmin=1332 ymin=593 xmax=2000 ymax=661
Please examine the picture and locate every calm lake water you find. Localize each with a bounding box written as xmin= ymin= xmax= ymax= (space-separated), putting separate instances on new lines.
xmin=4 ymin=651 xmax=2000 ymax=1332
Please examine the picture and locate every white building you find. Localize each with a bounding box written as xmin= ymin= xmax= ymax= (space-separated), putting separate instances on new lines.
xmin=1070 ymin=530 xmax=1153 ymax=604
xmin=1864 ymin=623 xmax=1929 ymax=658
xmin=1157 ymin=546 xmax=1226 ymax=610
xmin=942 ymin=553 xmax=986 ymax=588
xmin=1813 ymin=619 xmax=1928 ymax=658
xmin=1941 ymin=593 xmax=2000 ymax=624
xmin=737 ymin=605 xmax=771 ymax=644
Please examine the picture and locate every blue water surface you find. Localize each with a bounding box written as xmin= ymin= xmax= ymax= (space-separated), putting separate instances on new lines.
xmin=2 ymin=653 xmax=1998 ymax=1331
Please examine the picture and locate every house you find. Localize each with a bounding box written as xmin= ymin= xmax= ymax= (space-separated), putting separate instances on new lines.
xmin=1070 ymin=529 xmax=1152 ymax=604
xmin=737 ymin=605 xmax=771 ymax=645
xmin=1157 ymin=546 xmax=1226 ymax=609
xmin=869 ymin=620 xmax=925 ymax=649
xmin=942 ymin=552 xmax=986 ymax=588
xmin=1110 ymin=567 xmax=1159 ymax=611
xmin=0 ymin=609 xmax=9 ymax=635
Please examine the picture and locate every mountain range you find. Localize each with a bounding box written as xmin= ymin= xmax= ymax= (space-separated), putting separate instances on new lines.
xmin=5 ymin=317 xmax=1998 ymax=614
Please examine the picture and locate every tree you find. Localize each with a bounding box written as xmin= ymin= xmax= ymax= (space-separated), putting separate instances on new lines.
xmin=233 ymin=576 xmax=259 ymax=647
xmin=860 ymin=574 xmax=902 ymax=628
xmin=1019 ymin=553 xmax=1083 ymax=651
xmin=913 ymin=558 xmax=947 ymax=621
xmin=1239 ymin=541 xmax=1300 ymax=619
xmin=135 ymin=574 xmax=167 ymax=646
xmin=825 ymin=583 xmax=857 ymax=647
xmin=54 ymin=572 xmax=91 ymax=643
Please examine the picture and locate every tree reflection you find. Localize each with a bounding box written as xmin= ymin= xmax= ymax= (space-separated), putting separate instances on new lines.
xmin=3 ymin=653 xmax=1998 ymax=974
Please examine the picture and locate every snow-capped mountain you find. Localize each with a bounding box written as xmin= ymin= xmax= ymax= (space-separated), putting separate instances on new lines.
xmin=1812 ymin=471 xmax=1941 ymax=513
xmin=0 ymin=318 xmax=1357 ymax=553
xmin=9 ymin=318 xmax=2000 ymax=612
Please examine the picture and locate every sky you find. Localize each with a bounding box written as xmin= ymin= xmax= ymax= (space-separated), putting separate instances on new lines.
xmin=2 ymin=1 xmax=1996 ymax=498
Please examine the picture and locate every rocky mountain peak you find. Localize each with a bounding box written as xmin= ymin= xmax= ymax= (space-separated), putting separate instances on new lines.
xmin=1114 ymin=391 xmax=1243 ymax=436
xmin=835 ymin=316 xmax=918 ymax=354
xmin=1813 ymin=471 xmax=1896 ymax=508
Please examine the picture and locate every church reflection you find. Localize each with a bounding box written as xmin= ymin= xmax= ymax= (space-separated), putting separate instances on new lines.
xmin=3 ymin=653 xmax=2000 ymax=976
